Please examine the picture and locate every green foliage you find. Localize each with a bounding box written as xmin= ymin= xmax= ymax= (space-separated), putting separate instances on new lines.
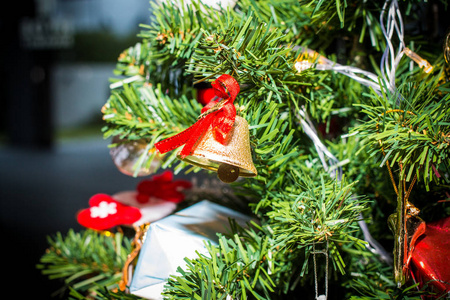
xmin=235 ymin=0 xmax=316 ymax=43
xmin=102 ymin=82 xmax=203 ymax=175
xmin=102 ymin=82 xmax=201 ymax=141
xmin=241 ymin=100 xmax=302 ymax=189
xmin=163 ymin=228 xmax=276 ymax=299
xmin=354 ymin=67 xmax=450 ymax=190
xmin=298 ymin=0 xmax=385 ymax=50
xmin=344 ymin=259 xmax=429 ymax=300
xmin=37 ymin=229 xmax=132 ymax=296
xmin=187 ymin=12 xmax=311 ymax=97
xmin=162 ymin=170 xmax=370 ymax=299
xmin=69 ymin=286 xmax=145 ymax=300
xmin=267 ymin=172 xmax=368 ymax=275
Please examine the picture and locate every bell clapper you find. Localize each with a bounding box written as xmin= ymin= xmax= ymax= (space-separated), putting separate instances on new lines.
xmin=217 ymin=163 xmax=240 ymax=183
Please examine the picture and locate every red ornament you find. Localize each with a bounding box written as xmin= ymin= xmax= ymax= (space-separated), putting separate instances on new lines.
xmin=136 ymin=170 xmax=192 ymax=203
xmin=77 ymin=194 xmax=142 ymax=230
xmin=155 ymin=74 xmax=240 ymax=159
xmin=410 ymin=216 xmax=450 ymax=296
xmin=197 ymin=87 xmax=216 ymax=105
xmin=317 ymin=116 xmax=342 ymax=139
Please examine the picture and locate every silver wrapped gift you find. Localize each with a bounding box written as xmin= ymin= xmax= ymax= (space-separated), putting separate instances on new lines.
xmin=129 ymin=200 xmax=251 ymax=299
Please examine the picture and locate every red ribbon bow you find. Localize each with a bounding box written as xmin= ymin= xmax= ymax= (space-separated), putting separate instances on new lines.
xmin=136 ymin=171 xmax=192 ymax=203
xmin=155 ymin=74 xmax=240 ymax=158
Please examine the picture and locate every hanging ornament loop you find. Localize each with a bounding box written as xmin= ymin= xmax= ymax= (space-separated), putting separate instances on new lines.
xmin=155 ymin=74 xmax=240 ymax=158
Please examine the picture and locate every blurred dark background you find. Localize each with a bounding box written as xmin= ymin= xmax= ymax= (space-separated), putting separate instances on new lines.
xmin=0 ymin=0 xmax=155 ymax=298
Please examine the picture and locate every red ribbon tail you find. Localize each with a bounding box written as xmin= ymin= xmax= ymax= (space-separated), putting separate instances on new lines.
xmin=154 ymin=126 xmax=196 ymax=154
xmin=155 ymin=115 xmax=214 ymax=158
xmin=178 ymin=115 xmax=213 ymax=158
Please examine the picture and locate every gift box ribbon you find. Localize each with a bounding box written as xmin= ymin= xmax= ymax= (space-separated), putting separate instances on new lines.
xmin=155 ymin=74 xmax=240 ymax=158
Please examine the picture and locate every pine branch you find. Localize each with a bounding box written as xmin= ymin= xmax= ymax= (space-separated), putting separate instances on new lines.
xmin=266 ymin=171 xmax=368 ymax=275
xmin=354 ymin=70 xmax=450 ymax=190
xmin=236 ymin=0 xmax=317 ymax=45
xmin=37 ymin=229 xmax=132 ymax=296
xmin=111 ymin=0 xmax=230 ymax=95
xmin=297 ymin=0 xmax=385 ymax=50
xmin=187 ymin=14 xmax=317 ymax=101
xmin=346 ymin=260 xmax=437 ymax=300
xmin=163 ymin=224 xmax=276 ymax=300
xmin=69 ymin=286 xmax=145 ymax=300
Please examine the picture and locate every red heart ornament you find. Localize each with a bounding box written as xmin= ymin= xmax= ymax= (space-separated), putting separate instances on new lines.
xmin=77 ymin=194 xmax=142 ymax=230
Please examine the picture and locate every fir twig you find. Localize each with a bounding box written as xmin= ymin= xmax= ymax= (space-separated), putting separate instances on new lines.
xmin=37 ymin=229 xmax=132 ymax=296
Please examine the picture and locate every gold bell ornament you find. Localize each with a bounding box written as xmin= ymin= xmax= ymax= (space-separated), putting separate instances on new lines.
xmin=154 ymin=74 xmax=257 ymax=183
xmin=180 ymin=115 xmax=257 ymax=183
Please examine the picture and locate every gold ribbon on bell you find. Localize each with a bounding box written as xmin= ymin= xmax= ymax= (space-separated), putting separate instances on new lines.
xmin=179 ymin=115 xmax=257 ymax=183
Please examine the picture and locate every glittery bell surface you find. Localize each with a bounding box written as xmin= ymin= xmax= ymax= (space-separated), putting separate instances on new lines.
xmin=179 ymin=116 xmax=257 ymax=180
xmin=110 ymin=136 xmax=161 ymax=177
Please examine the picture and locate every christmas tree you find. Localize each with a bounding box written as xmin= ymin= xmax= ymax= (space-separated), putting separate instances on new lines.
xmin=38 ymin=0 xmax=450 ymax=299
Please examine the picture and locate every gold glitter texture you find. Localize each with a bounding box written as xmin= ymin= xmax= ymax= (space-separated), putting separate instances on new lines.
xmin=179 ymin=116 xmax=257 ymax=180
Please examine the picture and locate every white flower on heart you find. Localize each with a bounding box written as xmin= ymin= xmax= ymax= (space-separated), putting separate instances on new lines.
xmin=90 ymin=201 xmax=117 ymax=218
